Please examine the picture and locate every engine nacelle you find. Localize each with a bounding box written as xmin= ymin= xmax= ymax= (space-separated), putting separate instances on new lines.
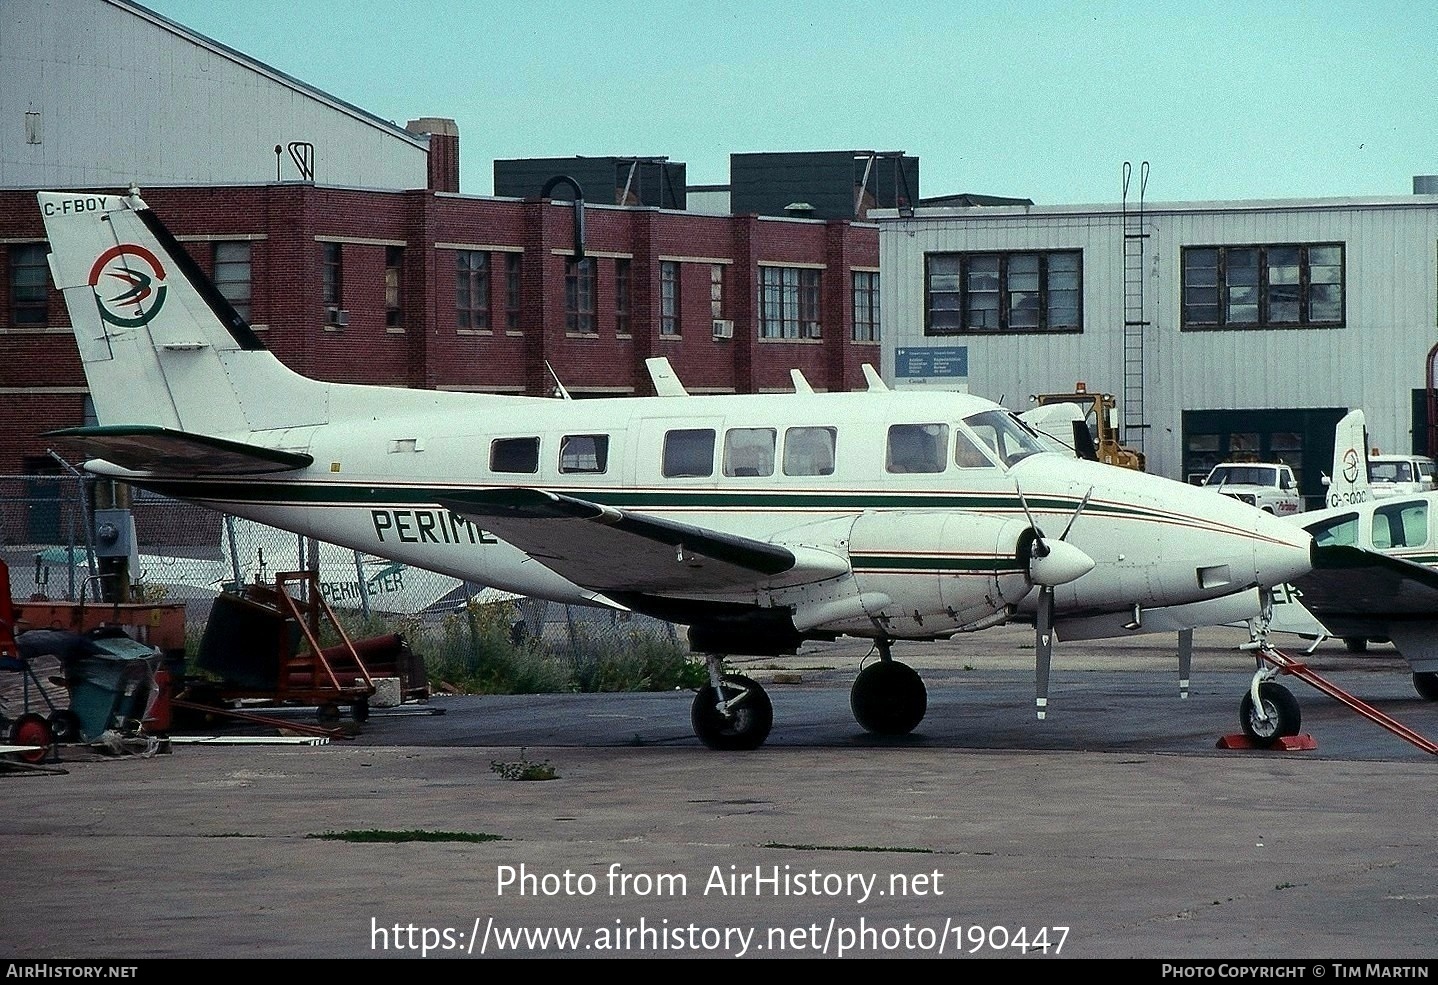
xmin=838 ymin=510 xmax=1035 ymax=637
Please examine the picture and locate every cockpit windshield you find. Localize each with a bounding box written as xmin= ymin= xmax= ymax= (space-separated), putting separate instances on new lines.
xmin=961 ymin=410 xmax=1048 ymax=468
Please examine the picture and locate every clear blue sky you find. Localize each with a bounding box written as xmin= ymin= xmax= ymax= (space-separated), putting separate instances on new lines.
xmin=138 ymin=0 xmax=1437 ymax=205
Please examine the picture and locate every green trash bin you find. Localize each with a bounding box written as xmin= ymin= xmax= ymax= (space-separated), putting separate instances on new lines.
xmin=67 ymin=633 xmax=158 ymax=741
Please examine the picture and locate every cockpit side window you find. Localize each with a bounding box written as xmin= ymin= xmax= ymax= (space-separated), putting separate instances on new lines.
xmin=961 ymin=410 xmax=1046 ymax=467
xmin=885 ymin=424 xmax=947 ymax=474
xmin=954 ymin=427 xmax=998 ymax=469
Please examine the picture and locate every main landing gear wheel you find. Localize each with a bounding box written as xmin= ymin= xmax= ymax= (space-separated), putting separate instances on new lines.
xmin=1239 ymin=682 xmax=1302 ymax=747
xmin=691 ymin=674 xmax=773 ymax=751
xmin=850 ymin=660 xmax=927 ymax=735
xmin=1412 ymin=672 xmax=1438 ymax=701
xmin=47 ymin=709 xmax=83 ymax=744
xmin=1343 ymin=637 xmax=1369 ymax=654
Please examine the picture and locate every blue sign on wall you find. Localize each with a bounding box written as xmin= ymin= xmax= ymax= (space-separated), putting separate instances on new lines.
xmin=895 ymin=346 xmax=968 ymax=378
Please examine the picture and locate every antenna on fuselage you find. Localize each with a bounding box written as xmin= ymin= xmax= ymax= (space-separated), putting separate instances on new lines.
xmin=645 ymin=356 xmax=689 ymax=397
xmin=790 ymin=369 xmax=814 ymax=394
xmin=861 ymin=364 xmax=889 ymax=392
xmin=545 ymin=361 xmax=572 ymax=400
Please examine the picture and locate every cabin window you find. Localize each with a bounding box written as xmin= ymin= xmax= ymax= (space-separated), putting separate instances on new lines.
xmin=1181 ymin=243 xmax=1344 ymax=329
xmin=723 ymin=428 xmax=775 ymax=477
xmin=1371 ymin=501 xmax=1428 ymax=550
xmin=8 ymin=243 xmax=48 ymax=327
xmin=491 ymin=437 xmax=539 ymax=473
xmin=1307 ymin=512 xmax=1358 ymax=548
xmin=954 ymin=428 xmax=996 ymax=469
xmin=783 ymin=427 xmax=836 ymax=476
xmin=663 ymin=429 xmax=715 ymax=478
xmin=560 ymin=434 xmax=609 ymax=474
xmin=925 ymin=250 xmax=1081 ymax=335
xmin=886 ymin=424 xmax=948 ymax=474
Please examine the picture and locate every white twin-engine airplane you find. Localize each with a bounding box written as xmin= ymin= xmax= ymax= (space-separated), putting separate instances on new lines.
xmin=37 ymin=188 xmax=1317 ymax=750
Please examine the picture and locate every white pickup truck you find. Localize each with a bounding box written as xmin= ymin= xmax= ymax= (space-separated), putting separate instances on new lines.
xmin=1202 ymin=462 xmax=1303 ymax=515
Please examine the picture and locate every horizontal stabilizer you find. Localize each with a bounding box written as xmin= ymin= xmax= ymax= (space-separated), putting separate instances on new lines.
xmin=440 ymin=489 xmax=837 ymax=595
xmin=46 ymin=425 xmax=313 ymax=475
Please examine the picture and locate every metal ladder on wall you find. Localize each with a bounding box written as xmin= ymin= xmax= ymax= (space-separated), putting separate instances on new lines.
xmin=1121 ymin=162 xmax=1150 ymax=456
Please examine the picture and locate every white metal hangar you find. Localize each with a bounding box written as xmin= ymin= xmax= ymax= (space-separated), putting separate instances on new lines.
xmin=873 ymin=185 xmax=1438 ymax=504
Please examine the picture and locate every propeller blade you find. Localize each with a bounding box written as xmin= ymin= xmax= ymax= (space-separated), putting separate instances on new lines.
xmin=1058 ymin=486 xmax=1094 ymax=542
xmin=1035 ymin=586 xmax=1054 ymax=720
xmin=1015 ymin=483 xmax=1049 ymax=556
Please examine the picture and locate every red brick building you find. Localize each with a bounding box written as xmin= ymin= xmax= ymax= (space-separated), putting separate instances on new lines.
xmin=0 ymin=183 xmax=879 ymax=473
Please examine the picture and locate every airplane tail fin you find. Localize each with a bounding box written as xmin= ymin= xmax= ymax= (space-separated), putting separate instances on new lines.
xmin=1324 ymin=408 xmax=1371 ymax=508
xmin=38 ymin=189 xmax=328 ymax=439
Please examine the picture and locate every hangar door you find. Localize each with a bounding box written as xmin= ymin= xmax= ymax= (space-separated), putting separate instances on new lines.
xmin=1182 ymin=408 xmax=1347 ymax=508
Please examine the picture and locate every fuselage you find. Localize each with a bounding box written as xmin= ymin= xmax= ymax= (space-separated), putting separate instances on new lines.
xmin=109 ymin=387 xmax=1316 ymax=638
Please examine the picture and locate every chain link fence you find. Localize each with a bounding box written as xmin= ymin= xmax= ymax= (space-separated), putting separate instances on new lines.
xmin=1 ymin=475 xmax=690 ymax=693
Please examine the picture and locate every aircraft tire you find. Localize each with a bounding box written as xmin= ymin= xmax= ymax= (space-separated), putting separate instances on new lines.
xmin=1412 ymin=672 xmax=1438 ymax=701
xmin=1239 ymin=682 xmax=1301 ymax=747
xmin=850 ymin=660 xmax=927 ymax=735
xmin=1343 ymin=637 xmax=1369 ymax=654
xmin=691 ymin=674 xmax=773 ymax=751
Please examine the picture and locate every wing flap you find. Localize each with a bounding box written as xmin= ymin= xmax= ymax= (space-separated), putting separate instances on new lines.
xmin=439 ymin=489 xmax=846 ymax=595
xmin=46 ymin=425 xmax=313 ymax=475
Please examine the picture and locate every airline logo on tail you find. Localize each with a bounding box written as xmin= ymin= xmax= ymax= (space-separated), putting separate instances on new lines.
xmin=89 ymin=244 xmax=168 ymax=328
xmin=1325 ymin=409 xmax=1371 ymax=508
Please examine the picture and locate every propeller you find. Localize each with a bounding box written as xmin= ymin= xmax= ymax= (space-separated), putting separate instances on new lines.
xmin=1016 ymin=485 xmax=1095 ymax=720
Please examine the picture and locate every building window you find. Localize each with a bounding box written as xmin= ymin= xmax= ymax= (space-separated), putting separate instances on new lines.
xmin=710 ymin=264 xmax=725 ymax=319
xmin=565 ymin=257 xmax=596 ymax=334
xmin=385 ymin=245 xmax=404 ymax=327
xmin=926 ymin=251 xmax=1080 ymax=335
xmin=457 ymin=251 xmax=491 ymax=330
xmin=505 ymin=253 xmax=521 ymax=330
xmin=615 ymin=259 xmax=631 ymax=335
xmin=660 ymin=261 xmax=680 ymax=336
xmin=759 ymin=266 xmax=822 ymax=339
xmin=852 ymin=270 xmax=880 ymax=341
xmin=322 ymin=242 xmax=342 ymax=306
xmin=9 ymin=243 xmax=48 ymax=327
xmin=213 ymin=241 xmax=252 ymax=323
xmin=1182 ymin=243 xmax=1344 ymax=329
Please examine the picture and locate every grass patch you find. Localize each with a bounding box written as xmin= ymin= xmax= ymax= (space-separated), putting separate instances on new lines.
xmin=762 ymin=842 xmax=934 ymax=854
xmin=307 ymin=829 xmax=505 ymax=844
xmin=491 ymin=748 xmax=559 ymax=781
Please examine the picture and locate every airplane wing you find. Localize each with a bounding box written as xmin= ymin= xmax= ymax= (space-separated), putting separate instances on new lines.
xmin=45 ymin=425 xmax=313 ymax=475
xmin=439 ymin=489 xmax=848 ymax=595
xmin=1293 ymin=544 xmax=1438 ymax=671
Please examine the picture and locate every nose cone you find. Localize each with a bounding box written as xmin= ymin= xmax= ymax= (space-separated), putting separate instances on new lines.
xmin=1030 ymin=538 xmax=1096 ymax=586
